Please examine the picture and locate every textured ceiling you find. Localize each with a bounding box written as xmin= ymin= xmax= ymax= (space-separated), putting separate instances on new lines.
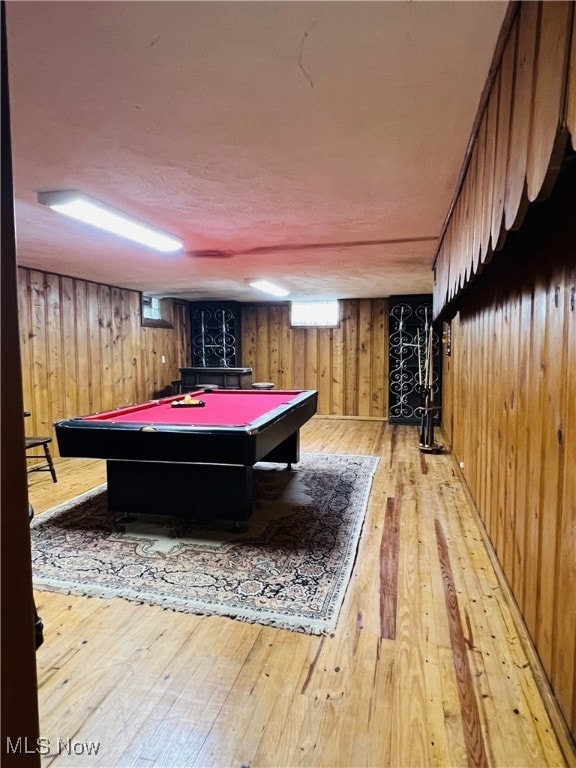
xmin=6 ymin=1 xmax=509 ymax=302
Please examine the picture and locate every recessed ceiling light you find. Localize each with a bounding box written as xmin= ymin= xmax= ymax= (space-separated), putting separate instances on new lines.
xmin=37 ymin=190 xmax=183 ymax=253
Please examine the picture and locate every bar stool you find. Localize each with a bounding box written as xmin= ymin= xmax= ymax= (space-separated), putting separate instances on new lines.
xmin=25 ymin=436 xmax=57 ymax=483
xmin=252 ymin=382 xmax=275 ymax=390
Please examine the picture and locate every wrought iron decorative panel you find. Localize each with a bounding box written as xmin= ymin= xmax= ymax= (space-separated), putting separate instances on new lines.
xmin=388 ymin=295 xmax=441 ymax=425
xmin=190 ymin=302 xmax=241 ymax=368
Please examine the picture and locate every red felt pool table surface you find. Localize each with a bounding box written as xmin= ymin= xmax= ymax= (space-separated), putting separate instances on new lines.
xmin=84 ymin=390 xmax=303 ymax=427
xmin=55 ymin=388 xmax=318 ymax=521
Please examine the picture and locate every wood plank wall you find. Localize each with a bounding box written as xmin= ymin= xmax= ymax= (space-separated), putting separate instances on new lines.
xmin=441 ymin=161 xmax=576 ymax=742
xmin=18 ymin=268 xmax=191 ymax=454
xmin=241 ymin=299 xmax=388 ymax=417
xmin=434 ymin=1 xmax=574 ymax=317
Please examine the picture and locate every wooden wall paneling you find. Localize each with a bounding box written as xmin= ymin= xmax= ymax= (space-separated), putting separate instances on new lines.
xmin=17 ymin=269 xmax=192 ymax=438
xmin=476 ymin=304 xmax=490 ymax=532
xmin=18 ymin=269 xmax=33 ymax=417
xmin=434 ymin=241 xmax=446 ymax=315
xmin=464 ymin=314 xmax=477 ymax=498
xmin=526 ymin=1 xmax=572 ymax=202
xmin=29 ymin=271 xmax=50 ymax=434
xmin=279 ymin=304 xmax=292 ymax=390
xmin=480 ymin=83 xmax=498 ymax=267
xmin=149 ymin=328 xmax=161 ymax=395
xmin=291 ymin=327 xmax=306 ymax=391
xmin=356 ymin=299 xmax=373 ymax=417
xmin=343 ymin=301 xmax=359 ymax=416
xmin=447 ymin=190 xmax=459 ymax=303
xmin=371 ymin=299 xmax=387 ymax=418
xmin=304 ymin=328 xmax=319 ymax=403
xmin=456 ymin=317 xmax=470 ymax=483
xmin=479 ymin=308 xmax=490 ymax=512
xmin=157 ymin=328 xmax=171 ymax=393
xmin=74 ymin=279 xmax=90 ymax=418
xmin=330 ymin=312 xmax=345 ymax=415
xmin=482 ymin=307 xmax=494 ymax=524
xmin=567 ymin=9 xmax=576 ymax=150
xmin=141 ymin=327 xmax=157 ymax=400
xmin=502 ymin=293 xmax=521 ymax=583
xmin=240 ymin=299 xmax=388 ymax=417
xmin=128 ymin=291 xmax=143 ymax=404
xmin=535 ymin=276 xmax=567 ymax=678
xmin=442 ymin=224 xmax=452 ymax=306
xmin=459 ymin=166 xmax=472 ymax=292
xmin=465 ymin=157 xmax=477 ymax=285
xmin=439 ymin=241 xmax=448 ymax=309
xmin=448 ymin=314 xmax=462 ymax=459
xmin=140 ymin=327 xmax=151 ymax=399
xmin=117 ymin=288 xmax=131 ymax=407
xmin=174 ymin=301 xmax=191 ymax=376
xmin=45 ymin=273 xmax=63 ymax=431
xmin=444 ymin=230 xmax=452 ymax=308
xmin=511 ymin=286 xmax=532 ymax=607
xmin=553 ymin=262 xmax=576 ymax=736
xmin=267 ymin=304 xmax=283 ymax=388
xmin=437 ymin=240 xmax=447 ymax=312
xmin=110 ymin=286 xmax=125 ymax=407
xmin=256 ymin=304 xmax=271 ymax=384
xmin=493 ymin=300 xmax=508 ymax=562
xmin=467 ymin=139 xmax=479 ymax=284
xmin=474 ymin=308 xmax=487 ymax=518
xmin=497 ymin=299 xmax=514 ymax=575
xmin=504 ymin=1 xmax=539 ymax=232
xmin=440 ymin=317 xmax=454 ymax=446
xmin=488 ymin=301 xmax=505 ymax=557
xmin=123 ymin=292 xmax=137 ymax=394
xmin=61 ymin=276 xmax=79 ymax=419
xmin=241 ymin=305 xmax=257 ymax=372
xmin=118 ymin=289 xmax=132 ymax=406
xmin=316 ymin=328 xmax=332 ymax=415
xmin=521 ymin=271 xmax=547 ymax=645
xmin=86 ymin=281 xmax=102 ymax=414
xmin=449 ymin=208 xmax=460 ymax=303
xmin=457 ymin=191 xmax=468 ymax=297
xmin=98 ymin=284 xmax=114 ymax=410
xmin=471 ymin=116 xmax=486 ymax=277
xmin=492 ymin=25 xmax=516 ymax=252
xmin=456 ymin=173 xmax=467 ymax=296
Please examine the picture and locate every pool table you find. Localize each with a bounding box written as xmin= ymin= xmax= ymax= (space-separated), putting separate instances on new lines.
xmin=55 ymin=388 xmax=318 ymax=522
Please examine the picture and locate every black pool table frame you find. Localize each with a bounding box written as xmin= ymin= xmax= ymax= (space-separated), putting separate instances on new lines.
xmin=55 ymin=389 xmax=318 ymax=522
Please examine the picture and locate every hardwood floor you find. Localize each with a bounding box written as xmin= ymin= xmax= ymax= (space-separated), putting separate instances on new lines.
xmin=27 ymin=418 xmax=571 ymax=767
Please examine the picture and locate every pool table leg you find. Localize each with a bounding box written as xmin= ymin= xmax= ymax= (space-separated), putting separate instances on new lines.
xmin=260 ymin=429 xmax=300 ymax=467
xmin=106 ymin=460 xmax=255 ymax=521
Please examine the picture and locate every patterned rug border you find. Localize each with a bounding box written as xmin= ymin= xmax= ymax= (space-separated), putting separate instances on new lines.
xmin=31 ymin=454 xmax=379 ymax=634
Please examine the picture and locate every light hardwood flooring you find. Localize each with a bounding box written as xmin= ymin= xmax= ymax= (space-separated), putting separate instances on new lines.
xmin=27 ymin=418 xmax=571 ymax=767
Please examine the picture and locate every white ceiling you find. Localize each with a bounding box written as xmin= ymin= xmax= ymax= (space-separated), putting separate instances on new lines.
xmin=6 ymin=1 xmax=508 ymax=303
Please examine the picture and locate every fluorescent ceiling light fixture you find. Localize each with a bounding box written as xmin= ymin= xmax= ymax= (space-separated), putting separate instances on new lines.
xmin=37 ymin=190 xmax=183 ymax=253
xmin=248 ymin=279 xmax=289 ymax=297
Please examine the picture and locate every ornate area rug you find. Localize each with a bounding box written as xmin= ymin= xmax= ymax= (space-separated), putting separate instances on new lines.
xmin=31 ymin=453 xmax=378 ymax=634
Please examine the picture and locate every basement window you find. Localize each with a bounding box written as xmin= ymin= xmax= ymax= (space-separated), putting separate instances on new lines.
xmin=141 ymin=294 xmax=173 ymax=328
xmin=290 ymin=300 xmax=340 ymax=328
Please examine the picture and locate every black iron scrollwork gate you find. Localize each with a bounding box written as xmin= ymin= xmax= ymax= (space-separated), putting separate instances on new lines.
xmin=388 ymin=295 xmax=441 ymax=425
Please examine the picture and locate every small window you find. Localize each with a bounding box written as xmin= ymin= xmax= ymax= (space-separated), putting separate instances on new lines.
xmin=290 ymin=300 xmax=340 ymax=328
xmin=141 ymin=294 xmax=173 ymax=328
